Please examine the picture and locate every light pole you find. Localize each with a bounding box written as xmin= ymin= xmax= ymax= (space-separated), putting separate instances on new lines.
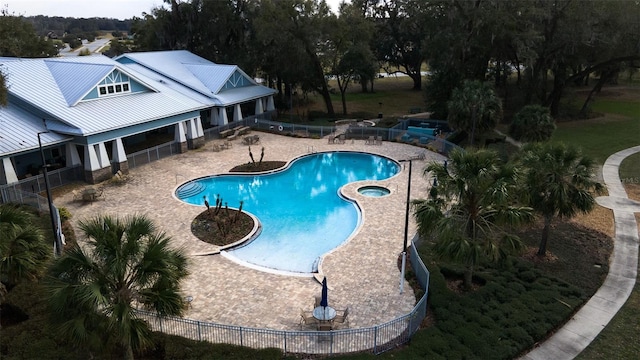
xmin=37 ymin=131 xmax=62 ymax=256
xmin=470 ymin=103 xmax=477 ymax=147
xmin=289 ymin=83 xmax=293 ymax=122
xmin=399 ymin=159 xmax=412 ymax=293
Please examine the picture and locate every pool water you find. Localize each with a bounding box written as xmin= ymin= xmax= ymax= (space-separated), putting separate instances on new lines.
xmin=176 ymin=152 xmax=400 ymax=274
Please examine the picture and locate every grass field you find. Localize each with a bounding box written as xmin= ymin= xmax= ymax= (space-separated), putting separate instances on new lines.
xmin=288 ymin=75 xmax=426 ymax=120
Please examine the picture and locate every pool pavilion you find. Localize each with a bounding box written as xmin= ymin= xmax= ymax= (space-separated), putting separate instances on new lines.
xmin=0 ymin=50 xmax=276 ymax=186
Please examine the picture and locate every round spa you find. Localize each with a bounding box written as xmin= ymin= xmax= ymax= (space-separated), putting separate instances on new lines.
xmin=357 ymin=185 xmax=391 ymax=197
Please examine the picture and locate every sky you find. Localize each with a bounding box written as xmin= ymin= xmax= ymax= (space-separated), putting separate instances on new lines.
xmin=3 ymin=0 xmax=346 ymax=20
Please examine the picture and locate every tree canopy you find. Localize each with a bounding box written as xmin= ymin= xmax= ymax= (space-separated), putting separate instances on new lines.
xmin=0 ymin=204 xmax=50 ymax=304
xmin=3 ymin=1 xmax=637 ymax=119
xmin=425 ymin=0 xmax=640 ymax=118
xmin=0 ymin=10 xmax=58 ymax=57
xmin=518 ymin=143 xmax=604 ymax=256
xmin=413 ymin=148 xmax=533 ymax=289
xmin=46 ymin=215 xmax=189 ymax=359
xmin=509 ymin=105 xmax=556 ymax=143
xmin=447 ymin=80 xmax=502 ymax=146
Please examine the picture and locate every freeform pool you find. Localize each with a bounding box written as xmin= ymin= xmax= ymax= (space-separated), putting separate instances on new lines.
xmin=175 ymin=152 xmax=400 ymax=274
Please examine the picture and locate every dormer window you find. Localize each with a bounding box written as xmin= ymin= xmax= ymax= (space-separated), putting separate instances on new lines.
xmin=97 ymin=71 xmax=131 ymax=97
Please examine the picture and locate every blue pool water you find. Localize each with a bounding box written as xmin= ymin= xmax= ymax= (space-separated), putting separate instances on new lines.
xmin=175 ymin=152 xmax=400 ymax=274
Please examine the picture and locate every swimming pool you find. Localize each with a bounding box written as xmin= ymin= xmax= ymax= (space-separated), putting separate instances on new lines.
xmin=175 ymin=152 xmax=400 ymax=274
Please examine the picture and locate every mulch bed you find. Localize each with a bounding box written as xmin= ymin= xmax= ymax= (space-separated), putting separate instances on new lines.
xmin=191 ymin=209 xmax=254 ymax=246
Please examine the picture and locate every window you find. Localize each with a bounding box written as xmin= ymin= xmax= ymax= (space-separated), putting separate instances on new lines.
xmin=96 ymin=71 xmax=132 ymax=98
xmin=98 ymin=81 xmax=130 ymax=97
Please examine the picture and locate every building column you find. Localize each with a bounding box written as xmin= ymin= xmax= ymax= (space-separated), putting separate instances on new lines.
xmin=233 ymin=103 xmax=243 ymax=122
xmin=174 ymin=122 xmax=188 ymax=153
xmin=65 ymin=143 xmax=81 ymax=167
xmin=210 ymin=107 xmax=220 ymax=126
xmin=0 ymin=157 xmax=19 ymax=185
xmin=96 ymin=142 xmax=110 ymax=168
xmin=219 ymin=107 xmax=229 ymax=126
xmin=187 ymin=117 xmax=205 ymax=149
xmin=84 ymin=143 xmax=111 ymax=184
xmin=112 ymin=138 xmax=129 ymax=174
xmin=266 ymin=95 xmax=275 ymax=111
xmin=255 ymin=98 xmax=264 ymax=115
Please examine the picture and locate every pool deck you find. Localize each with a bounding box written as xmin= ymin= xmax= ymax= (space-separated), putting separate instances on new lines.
xmin=56 ymin=132 xmax=446 ymax=330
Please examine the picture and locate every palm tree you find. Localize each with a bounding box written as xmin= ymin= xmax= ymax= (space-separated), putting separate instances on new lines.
xmin=0 ymin=204 xmax=50 ymax=304
xmin=447 ymin=79 xmax=503 ymax=146
xmin=509 ymin=104 xmax=556 ymax=142
xmin=518 ymin=142 xmax=604 ymax=256
xmin=413 ymin=148 xmax=532 ymax=290
xmin=46 ymin=215 xmax=189 ymax=360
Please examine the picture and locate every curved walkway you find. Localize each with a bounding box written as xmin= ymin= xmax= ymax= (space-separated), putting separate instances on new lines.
xmin=521 ymin=145 xmax=640 ymax=359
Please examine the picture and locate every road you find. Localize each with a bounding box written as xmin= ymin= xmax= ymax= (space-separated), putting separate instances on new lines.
xmin=58 ymin=38 xmax=111 ymax=57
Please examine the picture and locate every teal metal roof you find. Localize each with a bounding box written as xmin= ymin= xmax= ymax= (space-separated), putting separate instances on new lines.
xmin=45 ymin=59 xmax=113 ymax=106
xmin=115 ymin=50 xmax=275 ymax=100
xmin=115 ymin=51 xmax=276 ymax=106
xmin=0 ymin=105 xmax=70 ymax=156
xmin=183 ymin=63 xmax=238 ymax=94
xmin=1 ymin=55 xmax=205 ymax=137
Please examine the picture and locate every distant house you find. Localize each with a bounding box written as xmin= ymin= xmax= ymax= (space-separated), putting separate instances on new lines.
xmin=0 ymin=50 xmax=276 ymax=186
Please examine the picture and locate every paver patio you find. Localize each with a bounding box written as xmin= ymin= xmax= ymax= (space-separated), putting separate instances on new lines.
xmin=55 ymin=132 xmax=446 ymax=330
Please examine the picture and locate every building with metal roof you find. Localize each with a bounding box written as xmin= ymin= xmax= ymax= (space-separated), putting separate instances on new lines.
xmin=0 ymin=51 xmax=276 ymax=186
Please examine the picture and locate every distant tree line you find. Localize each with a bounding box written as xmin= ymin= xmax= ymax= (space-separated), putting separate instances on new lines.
xmin=2 ymin=0 xmax=639 ymax=120
xmin=24 ymin=15 xmax=132 ymax=38
xmin=125 ymin=0 xmax=639 ymax=118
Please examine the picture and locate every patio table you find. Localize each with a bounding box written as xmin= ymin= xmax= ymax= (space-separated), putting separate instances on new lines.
xmin=313 ymin=306 xmax=336 ymax=322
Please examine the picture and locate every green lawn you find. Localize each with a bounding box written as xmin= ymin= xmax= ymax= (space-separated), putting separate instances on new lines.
xmin=551 ymin=99 xmax=640 ymax=165
xmin=286 ymin=76 xmax=426 ymax=121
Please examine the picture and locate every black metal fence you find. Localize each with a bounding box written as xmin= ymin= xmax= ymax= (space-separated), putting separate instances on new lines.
xmin=0 ymin=165 xmax=83 ymax=205
xmin=136 ymin=236 xmax=429 ymax=356
xmin=0 ymin=179 xmax=65 ymax=255
xmin=126 ymin=141 xmax=181 ymax=170
xmin=2 ymin=115 xmax=456 ymax=196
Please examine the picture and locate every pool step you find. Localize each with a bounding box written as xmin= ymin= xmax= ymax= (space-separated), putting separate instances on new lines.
xmin=176 ymin=181 xmax=206 ymax=199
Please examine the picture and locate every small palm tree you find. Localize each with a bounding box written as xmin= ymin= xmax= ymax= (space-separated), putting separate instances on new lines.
xmin=518 ymin=143 xmax=604 ymax=256
xmin=46 ymin=215 xmax=189 ymax=360
xmin=0 ymin=204 xmax=50 ymax=304
xmin=509 ymin=104 xmax=556 ymax=142
xmin=447 ymin=79 xmax=503 ymax=146
xmin=413 ymin=148 xmax=532 ymax=289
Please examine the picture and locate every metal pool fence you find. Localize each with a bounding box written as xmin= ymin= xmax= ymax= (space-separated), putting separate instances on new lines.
xmin=126 ymin=141 xmax=181 ymax=169
xmin=2 ymin=117 xmax=458 ymax=193
xmin=136 ymin=237 xmax=429 ymax=356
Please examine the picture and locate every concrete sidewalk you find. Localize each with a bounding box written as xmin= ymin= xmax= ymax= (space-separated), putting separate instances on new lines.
xmin=520 ymin=145 xmax=640 ymax=359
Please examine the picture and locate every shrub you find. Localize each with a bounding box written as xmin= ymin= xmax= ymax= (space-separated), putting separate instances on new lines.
xmin=509 ymin=104 xmax=555 ymax=142
xmin=501 ymin=326 xmax=534 ymax=349
xmin=57 ymin=207 xmax=72 ymax=221
xmin=518 ymin=270 xmax=537 ymax=283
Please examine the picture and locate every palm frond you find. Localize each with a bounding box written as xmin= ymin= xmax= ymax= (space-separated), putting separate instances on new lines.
xmin=47 ymin=214 xmax=189 ymax=355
